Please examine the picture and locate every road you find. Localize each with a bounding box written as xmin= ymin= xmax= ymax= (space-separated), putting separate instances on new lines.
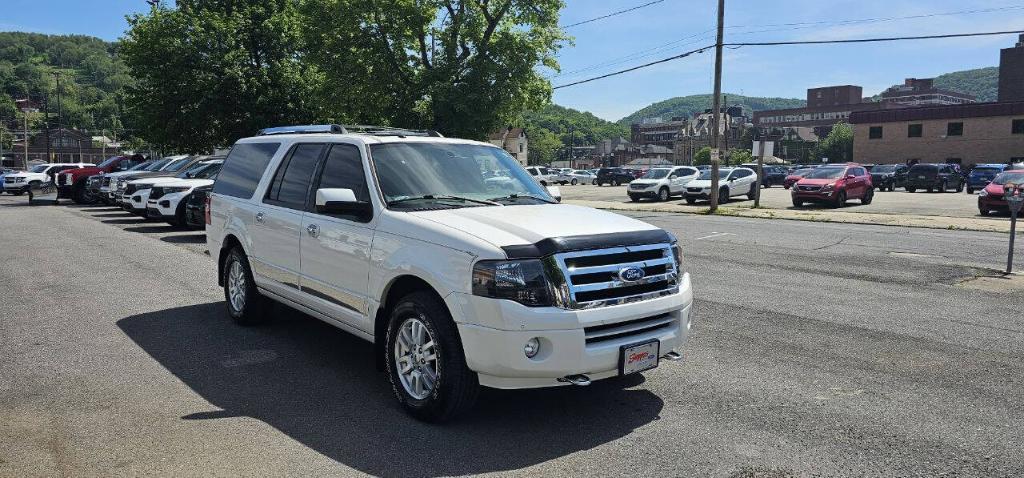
xmin=1 ymin=194 xmax=1023 ymax=477
xmin=561 ymin=182 xmax=998 ymax=219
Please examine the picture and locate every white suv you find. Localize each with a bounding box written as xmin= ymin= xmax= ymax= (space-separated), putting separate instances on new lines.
xmin=206 ymin=125 xmax=694 ymax=422
xmin=627 ymin=166 xmax=700 ymax=202
xmin=2 ymin=163 xmax=93 ymax=195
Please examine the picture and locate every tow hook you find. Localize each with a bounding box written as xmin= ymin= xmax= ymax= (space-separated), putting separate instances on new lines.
xmin=558 ymin=374 xmax=592 ymax=386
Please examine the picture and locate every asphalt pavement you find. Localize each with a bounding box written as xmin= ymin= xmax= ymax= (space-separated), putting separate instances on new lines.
xmin=1 ymin=194 xmax=1022 ymax=477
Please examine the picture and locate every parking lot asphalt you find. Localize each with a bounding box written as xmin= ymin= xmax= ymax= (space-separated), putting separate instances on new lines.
xmin=561 ymin=182 xmax=991 ymax=219
xmin=1 ymin=194 xmax=1023 ymax=477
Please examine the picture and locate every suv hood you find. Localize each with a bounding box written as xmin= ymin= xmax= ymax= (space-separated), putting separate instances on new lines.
xmin=158 ymin=178 xmax=214 ymax=188
xmin=797 ymin=178 xmax=838 ymax=186
xmin=408 ymin=204 xmax=660 ymax=250
xmin=686 ymin=179 xmax=714 ymax=188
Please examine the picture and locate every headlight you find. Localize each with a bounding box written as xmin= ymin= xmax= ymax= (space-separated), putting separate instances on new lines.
xmin=821 ymin=183 xmax=835 ymax=191
xmin=164 ymin=186 xmax=191 ymax=194
xmin=472 ymin=259 xmax=554 ymax=307
xmin=671 ymin=242 xmax=683 ymax=271
xmin=979 ymin=189 xmax=989 ymax=197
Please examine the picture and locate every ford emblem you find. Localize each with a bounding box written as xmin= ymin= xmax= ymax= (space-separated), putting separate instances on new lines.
xmin=618 ymin=266 xmax=646 ymax=282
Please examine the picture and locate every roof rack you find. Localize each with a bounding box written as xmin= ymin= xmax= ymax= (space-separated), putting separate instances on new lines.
xmin=257 ymin=124 xmax=443 ymax=138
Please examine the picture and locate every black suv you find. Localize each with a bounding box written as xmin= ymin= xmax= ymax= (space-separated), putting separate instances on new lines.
xmin=595 ymin=167 xmax=634 ymax=186
xmin=870 ymin=164 xmax=908 ymax=192
xmin=905 ymin=163 xmax=964 ymax=193
xmin=761 ymin=166 xmax=788 ymax=188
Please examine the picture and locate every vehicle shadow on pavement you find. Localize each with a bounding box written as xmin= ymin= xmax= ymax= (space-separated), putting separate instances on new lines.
xmin=117 ymin=303 xmax=662 ymax=476
xmin=160 ymin=234 xmax=206 ymax=244
xmin=124 ymin=225 xmax=178 ymax=234
xmin=101 ymin=218 xmax=146 ymax=225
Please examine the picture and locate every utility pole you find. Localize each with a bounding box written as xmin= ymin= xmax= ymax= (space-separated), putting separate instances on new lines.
xmin=569 ymin=126 xmax=575 ymax=169
xmin=52 ymin=72 xmax=63 ymax=162
xmin=708 ymin=0 xmax=725 ymax=212
xmin=43 ymin=95 xmax=51 ymax=161
xmin=23 ymin=111 xmax=29 ymax=169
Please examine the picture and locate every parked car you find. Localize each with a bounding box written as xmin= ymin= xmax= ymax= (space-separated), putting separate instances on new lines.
xmin=869 ymin=164 xmax=908 ymax=192
xmin=595 ymin=167 xmax=634 ymax=186
xmin=2 ymin=163 xmax=93 ymax=196
xmin=783 ymin=168 xmax=814 ymax=189
xmin=628 ymin=166 xmax=700 ymax=202
xmin=56 ymin=155 xmax=148 ymax=204
xmin=791 ymin=164 xmax=873 ymax=208
xmin=206 ymin=124 xmax=693 ymax=422
xmin=683 ymin=167 xmax=758 ymax=204
xmin=146 ymin=168 xmax=222 ymax=228
xmin=184 ymin=184 xmax=213 ymax=229
xmin=904 ymin=163 xmax=964 ymax=193
xmin=978 ymin=169 xmax=1024 ymax=216
xmin=761 ymin=166 xmax=788 ymax=188
xmin=966 ymin=164 xmax=1007 ymax=194
xmin=100 ymin=156 xmax=182 ymax=203
xmin=124 ymin=158 xmax=223 ymax=216
xmin=568 ymin=169 xmax=595 ymax=185
xmin=114 ymin=155 xmax=204 ymax=206
xmin=629 ymin=168 xmax=648 ymax=179
xmin=524 ymin=166 xmax=557 ymax=186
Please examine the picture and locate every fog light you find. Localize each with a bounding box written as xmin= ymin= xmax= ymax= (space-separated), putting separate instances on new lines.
xmin=524 ymin=337 xmax=540 ymax=358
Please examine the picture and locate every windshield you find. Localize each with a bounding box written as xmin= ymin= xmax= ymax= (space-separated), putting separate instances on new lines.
xmin=97 ymin=157 xmax=121 ymax=168
xmin=143 ymin=158 xmax=171 ymax=171
xmin=128 ymin=161 xmax=151 ymax=171
xmin=698 ymin=168 xmax=732 ymax=180
xmin=972 ymin=167 xmax=1001 ymax=175
xmin=804 ymin=167 xmax=847 ymax=179
xmin=30 ymin=165 xmax=49 ymax=173
xmin=993 ymin=171 xmax=1024 ymax=185
xmin=371 ymin=143 xmax=552 ymax=207
xmin=162 ymin=158 xmax=192 ymax=172
xmin=642 ymin=169 xmax=671 ymax=179
xmin=177 ymin=162 xmax=222 ymax=179
xmin=873 ymin=165 xmax=897 ymax=173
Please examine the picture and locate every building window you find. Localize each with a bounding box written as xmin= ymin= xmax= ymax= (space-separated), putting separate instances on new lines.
xmin=908 ymin=124 xmax=923 ymax=138
xmin=1013 ymin=119 xmax=1024 ymax=135
xmin=519 ymin=143 xmax=523 ymax=153
xmin=946 ymin=122 xmax=963 ymax=136
xmin=869 ymin=126 xmax=883 ymax=139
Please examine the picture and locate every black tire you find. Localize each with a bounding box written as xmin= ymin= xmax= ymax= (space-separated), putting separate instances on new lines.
xmin=861 ymin=188 xmax=873 ymax=205
xmin=979 ymin=208 xmax=990 ymax=216
xmin=612 ymin=179 xmax=620 ymax=186
xmin=685 ymin=197 xmax=697 ymax=205
xmin=628 ymin=194 xmax=639 ymax=202
xmin=938 ymin=181 xmax=947 ymax=193
xmin=792 ymin=198 xmax=803 ymax=208
xmin=222 ymin=248 xmax=268 ymax=326
xmin=591 ymin=179 xmax=597 ymax=185
xmin=747 ymin=183 xmax=757 ymax=200
xmin=718 ymin=187 xmax=729 ymax=204
xmin=657 ymin=187 xmax=670 ymax=202
xmin=385 ymin=290 xmax=479 ymax=422
xmin=784 ymin=184 xmax=791 ymax=190
xmin=955 ymin=182 xmax=963 ymax=193
xmin=596 ymin=181 xmax=603 ymax=187
xmin=11 ymin=190 xmax=24 ymax=196
xmin=169 ymin=201 xmax=188 ymax=228
xmin=571 ymin=178 xmax=578 ymax=186
xmin=833 ymin=191 xmax=847 ymax=208
xmin=927 ymin=186 xmax=934 ymax=193
xmin=907 ymin=187 xmax=916 ymax=193
xmin=967 ymin=187 xmax=974 ymax=194
xmin=72 ymin=182 xmax=96 ymax=204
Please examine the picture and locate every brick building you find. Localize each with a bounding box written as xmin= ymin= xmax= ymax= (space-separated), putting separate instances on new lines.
xmin=999 ymin=34 xmax=1024 ymax=102
xmin=850 ymin=101 xmax=1024 ymax=165
xmin=879 ymin=78 xmax=975 ymax=106
xmin=6 ymin=128 xmax=111 ymax=167
xmin=754 ymin=85 xmax=891 ymax=137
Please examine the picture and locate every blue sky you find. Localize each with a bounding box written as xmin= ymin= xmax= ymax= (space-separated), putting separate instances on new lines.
xmin=3 ymin=0 xmax=1023 ymax=121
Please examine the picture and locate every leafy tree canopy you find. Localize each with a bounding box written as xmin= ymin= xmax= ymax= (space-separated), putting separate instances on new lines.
xmin=812 ymin=122 xmax=853 ymax=163
xmin=693 ymin=146 xmax=712 ymax=165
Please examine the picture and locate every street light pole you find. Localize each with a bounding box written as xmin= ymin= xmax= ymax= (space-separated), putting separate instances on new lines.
xmin=755 ymin=127 xmax=766 ymax=208
xmin=708 ymin=0 xmax=725 ymax=213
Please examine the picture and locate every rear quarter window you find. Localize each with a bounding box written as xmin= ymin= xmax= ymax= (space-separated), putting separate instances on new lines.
xmin=213 ymin=142 xmax=281 ymax=199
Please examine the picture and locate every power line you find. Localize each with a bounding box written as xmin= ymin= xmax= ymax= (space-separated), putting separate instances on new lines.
xmin=561 ymin=0 xmax=665 ymax=28
xmin=550 ymin=5 xmax=1024 ymax=80
xmin=551 ymin=29 xmax=1024 ymax=89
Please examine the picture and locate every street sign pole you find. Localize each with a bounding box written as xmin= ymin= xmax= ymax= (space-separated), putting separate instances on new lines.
xmin=1005 ymin=184 xmax=1024 ymax=274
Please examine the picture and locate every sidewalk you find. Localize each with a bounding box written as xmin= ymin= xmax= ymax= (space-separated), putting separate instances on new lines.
xmin=565 ymin=199 xmax=1023 ymax=234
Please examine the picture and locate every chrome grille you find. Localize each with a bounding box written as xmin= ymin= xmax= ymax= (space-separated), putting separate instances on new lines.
xmin=553 ymin=243 xmax=678 ymax=309
xmin=102 ymin=177 xmax=111 ymax=187
xmin=798 ymin=185 xmax=821 ymax=191
xmin=686 ymin=187 xmax=702 ymax=192
xmin=584 ymin=314 xmax=677 ymax=345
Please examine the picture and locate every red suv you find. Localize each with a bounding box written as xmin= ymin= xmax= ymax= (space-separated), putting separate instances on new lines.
xmin=978 ymin=169 xmax=1024 ymax=216
xmin=56 ymin=155 xmax=147 ymax=204
xmin=792 ymin=163 xmax=873 ymax=208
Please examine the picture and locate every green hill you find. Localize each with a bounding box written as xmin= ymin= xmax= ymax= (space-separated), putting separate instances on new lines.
xmin=932 ymin=67 xmax=999 ymax=102
xmin=522 ymin=104 xmax=628 ymax=144
xmin=617 ymin=94 xmax=806 ymax=125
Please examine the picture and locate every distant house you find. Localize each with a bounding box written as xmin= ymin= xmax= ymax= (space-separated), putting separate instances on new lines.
xmin=489 ymin=126 xmax=528 ymax=165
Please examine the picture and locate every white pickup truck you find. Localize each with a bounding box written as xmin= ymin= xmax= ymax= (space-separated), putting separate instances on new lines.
xmin=2 ymin=163 xmax=93 ymax=195
xmin=206 ymin=125 xmax=694 ymax=422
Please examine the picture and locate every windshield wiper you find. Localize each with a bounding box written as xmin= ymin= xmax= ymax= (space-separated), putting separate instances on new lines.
xmin=487 ymin=193 xmax=557 ymax=204
xmin=388 ymin=195 xmax=501 ymax=207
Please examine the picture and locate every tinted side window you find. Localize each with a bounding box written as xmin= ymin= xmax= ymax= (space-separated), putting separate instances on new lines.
xmin=265 ymin=144 xmax=323 ymax=209
xmin=852 ymin=168 xmax=866 ymax=176
xmin=315 ymin=144 xmax=370 ymax=219
xmin=213 ymin=142 xmax=281 ymax=199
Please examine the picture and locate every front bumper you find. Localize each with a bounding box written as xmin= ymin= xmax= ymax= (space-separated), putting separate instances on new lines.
xmin=979 ymin=195 xmax=1008 ymax=210
xmin=968 ymin=179 xmax=994 ymax=189
xmin=446 ymin=273 xmax=693 ymax=389
xmin=147 ymin=192 xmax=186 ymax=219
xmin=792 ymin=188 xmax=839 ymax=201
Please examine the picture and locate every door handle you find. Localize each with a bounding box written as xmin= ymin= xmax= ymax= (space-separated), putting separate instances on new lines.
xmin=255 ymin=212 xmax=265 ymax=223
xmin=306 ymin=223 xmax=320 ymax=237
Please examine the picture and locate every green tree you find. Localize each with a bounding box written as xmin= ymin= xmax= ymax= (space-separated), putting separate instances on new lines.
xmin=527 ymin=128 xmax=561 ymax=165
xmin=812 ymin=122 xmax=853 ymax=163
xmin=727 ymin=148 xmax=752 ymax=166
xmin=120 ymin=1 xmax=317 ymax=152
xmin=693 ymin=146 xmax=712 ymax=165
xmin=300 ymin=0 xmax=566 ymax=140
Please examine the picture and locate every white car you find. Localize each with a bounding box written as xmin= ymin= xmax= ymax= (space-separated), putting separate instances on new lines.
xmin=144 ymin=161 xmax=223 ymax=226
xmin=99 ymin=157 xmax=181 ymax=202
xmin=2 ymin=163 xmax=93 ymax=195
xmin=207 ymin=124 xmax=693 ymax=422
xmin=627 ymin=166 xmax=700 ymax=202
xmin=568 ymin=169 xmax=596 ymax=185
xmin=683 ymin=167 xmax=759 ymax=204
xmin=524 ymin=166 xmax=557 ymax=186
xmin=124 ymin=159 xmax=223 ymax=216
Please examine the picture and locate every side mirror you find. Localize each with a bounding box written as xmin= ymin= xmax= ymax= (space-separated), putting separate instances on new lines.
xmin=315 ymin=188 xmax=372 ymax=217
xmin=546 ymin=185 xmax=562 ymax=202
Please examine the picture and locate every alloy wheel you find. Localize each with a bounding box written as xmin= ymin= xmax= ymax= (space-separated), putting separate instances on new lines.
xmin=394 ymin=317 xmax=439 ymax=400
xmin=227 ymin=260 xmax=246 ymax=312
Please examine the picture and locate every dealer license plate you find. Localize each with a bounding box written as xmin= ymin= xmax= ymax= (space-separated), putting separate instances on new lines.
xmin=619 ymin=340 xmax=660 ymax=375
